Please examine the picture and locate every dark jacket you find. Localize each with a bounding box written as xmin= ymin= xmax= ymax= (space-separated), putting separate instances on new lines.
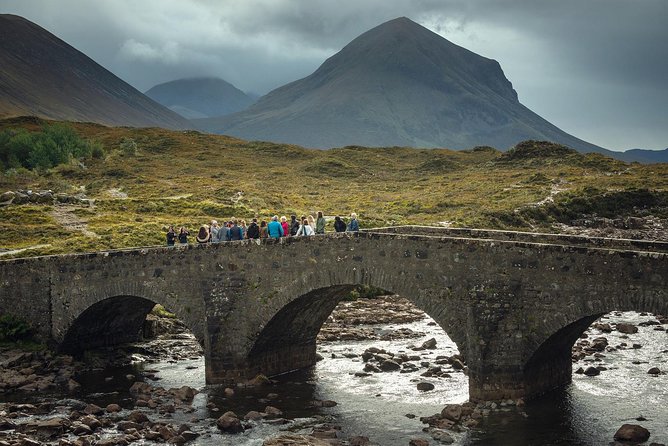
xmin=247 ymin=222 xmax=260 ymax=239
xmin=228 ymin=224 xmax=243 ymax=241
xmin=334 ymin=219 xmax=346 ymax=233
xmin=290 ymin=218 xmax=300 ymax=236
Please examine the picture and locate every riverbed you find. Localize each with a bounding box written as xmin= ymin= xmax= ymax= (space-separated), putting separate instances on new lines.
xmin=1 ymin=299 xmax=666 ymax=446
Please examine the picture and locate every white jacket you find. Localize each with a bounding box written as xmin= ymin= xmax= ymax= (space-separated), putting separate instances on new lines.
xmin=296 ymin=224 xmax=315 ymax=236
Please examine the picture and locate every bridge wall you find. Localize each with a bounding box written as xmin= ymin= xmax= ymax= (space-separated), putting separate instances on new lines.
xmin=0 ymin=231 xmax=666 ymax=401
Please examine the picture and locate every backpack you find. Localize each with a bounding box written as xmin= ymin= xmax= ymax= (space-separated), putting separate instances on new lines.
xmin=229 ymin=225 xmax=243 ymax=241
xmin=247 ymin=222 xmax=260 ymax=239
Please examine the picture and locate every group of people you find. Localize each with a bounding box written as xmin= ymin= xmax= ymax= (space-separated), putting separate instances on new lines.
xmin=166 ymin=212 xmax=360 ymax=246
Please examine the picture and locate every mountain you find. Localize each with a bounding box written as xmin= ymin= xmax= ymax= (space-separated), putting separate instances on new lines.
xmin=0 ymin=14 xmax=191 ymax=129
xmin=195 ymin=17 xmax=607 ymax=154
xmin=145 ymin=77 xmax=255 ymax=119
xmin=615 ymin=148 xmax=668 ymax=164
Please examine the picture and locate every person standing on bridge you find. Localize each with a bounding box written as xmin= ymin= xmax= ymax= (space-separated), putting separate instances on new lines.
xmin=196 ymin=225 xmax=210 ymax=243
xmin=177 ymin=227 xmax=189 ymax=244
xmin=280 ymin=216 xmax=290 ymax=237
xmin=289 ymin=215 xmax=300 ymax=236
xmin=315 ymin=211 xmax=326 ymax=234
xmin=346 ymin=213 xmax=360 ymax=232
xmin=227 ymin=218 xmax=243 ymax=241
xmin=209 ymin=220 xmax=220 ymax=242
xmin=267 ymin=215 xmax=284 ymax=239
xmin=260 ymin=220 xmax=268 ymax=239
xmin=296 ymin=218 xmax=315 ymax=236
xmin=166 ymin=226 xmax=177 ymax=246
xmin=334 ymin=216 xmax=346 ymax=233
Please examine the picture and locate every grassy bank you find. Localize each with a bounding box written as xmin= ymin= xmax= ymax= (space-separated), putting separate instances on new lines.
xmin=0 ymin=117 xmax=667 ymax=257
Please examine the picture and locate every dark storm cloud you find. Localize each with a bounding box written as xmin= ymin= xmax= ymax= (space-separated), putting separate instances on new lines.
xmin=0 ymin=0 xmax=666 ymax=150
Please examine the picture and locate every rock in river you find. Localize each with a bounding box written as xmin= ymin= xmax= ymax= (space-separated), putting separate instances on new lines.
xmin=613 ymin=424 xmax=650 ymax=442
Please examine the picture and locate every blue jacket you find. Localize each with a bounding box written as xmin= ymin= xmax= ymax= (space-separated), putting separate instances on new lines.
xmin=347 ymin=218 xmax=359 ymax=232
xmin=267 ymin=220 xmax=284 ymax=238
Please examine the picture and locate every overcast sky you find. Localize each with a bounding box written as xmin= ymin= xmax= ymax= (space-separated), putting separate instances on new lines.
xmin=2 ymin=0 xmax=666 ymax=151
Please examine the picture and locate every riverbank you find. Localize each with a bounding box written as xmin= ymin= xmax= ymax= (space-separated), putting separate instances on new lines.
xmin=1 ymin=297 xmax=667 ymax=445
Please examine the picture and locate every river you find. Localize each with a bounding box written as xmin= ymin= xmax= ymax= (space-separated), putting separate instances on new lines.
xmin=1 ymin=301 xmax=666 ymax=445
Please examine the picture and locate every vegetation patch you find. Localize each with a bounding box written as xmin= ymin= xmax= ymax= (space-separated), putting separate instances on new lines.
xmin=0 ymin=314 xmax=33 ymax=342
xmin=0 ymin=119 xmax=666 ymax=256
xmin=0 ymin=123 xmax=102 ymax=171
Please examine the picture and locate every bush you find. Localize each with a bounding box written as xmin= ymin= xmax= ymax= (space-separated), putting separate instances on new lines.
xmin=120 ymin=137 xmax=138 ymax=156
xmin=0 ymin=124 xmax=101 ymax=171
xmin=0 ymin=314 xmax=33 ymax=341
xmin=346 ymin=285 xmax=387 ymax=301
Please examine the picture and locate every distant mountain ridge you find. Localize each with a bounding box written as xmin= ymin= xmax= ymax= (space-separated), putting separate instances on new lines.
xmin=195 ymin=17 xmax=611 ymax=155
xmin=0 ymin=14 xmax=191 ymax=129
xmin=614 ymin=148 xmax=668 ymax=164
xmin=145 ymin=77 xmax=255 ymax=119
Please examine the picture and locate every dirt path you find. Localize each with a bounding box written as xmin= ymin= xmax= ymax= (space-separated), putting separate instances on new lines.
xmin=50 ymin=205 xmax=99 ymax=238
xmin=0 ymin=244 xmax=51 ymax=257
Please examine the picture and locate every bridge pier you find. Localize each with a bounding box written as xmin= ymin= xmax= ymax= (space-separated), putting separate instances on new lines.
xmin=205 ymin=344 xmax=317 ymax=384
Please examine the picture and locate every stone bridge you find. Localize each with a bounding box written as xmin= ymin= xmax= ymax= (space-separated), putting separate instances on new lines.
xmin=0 ymin=226 xmax=666 ymax=401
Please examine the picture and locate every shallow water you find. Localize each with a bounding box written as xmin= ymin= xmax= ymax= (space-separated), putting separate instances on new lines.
xmin=3 ymin=311 xmax=667 ymax=445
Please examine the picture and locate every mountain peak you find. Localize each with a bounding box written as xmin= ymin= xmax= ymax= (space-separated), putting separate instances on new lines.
xmin=0 ymin=15 xmax=191 ymax=129
xmin=145 ymin=77 xmax=254 ymax=119
xmin=197 ymin=18 xmax=605 ymax=154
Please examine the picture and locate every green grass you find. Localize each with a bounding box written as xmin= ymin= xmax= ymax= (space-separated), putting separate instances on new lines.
xmin=0 ymin=118 xmax=666 ymax=257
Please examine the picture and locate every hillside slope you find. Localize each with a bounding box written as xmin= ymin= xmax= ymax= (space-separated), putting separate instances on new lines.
xmin=0 ymin=14 xmax=191 ymax=129
xmin=197 ymin=17 xmax=607 ymax=155
xmin=1 ymin=118 xmax=666 ymax=257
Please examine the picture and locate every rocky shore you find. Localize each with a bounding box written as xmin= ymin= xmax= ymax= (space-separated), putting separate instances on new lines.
xmin=1 ymin=297 xmax=667 ymax=445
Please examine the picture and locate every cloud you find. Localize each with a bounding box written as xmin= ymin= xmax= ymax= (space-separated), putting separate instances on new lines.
xmin=119 ymin=39 xmax=182 ymax=64
xmin=0 ymin=0 xmax=666 ymax=150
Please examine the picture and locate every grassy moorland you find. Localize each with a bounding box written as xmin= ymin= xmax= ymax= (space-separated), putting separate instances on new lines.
xmin=0 ymin=117 xmax=667 ymax=258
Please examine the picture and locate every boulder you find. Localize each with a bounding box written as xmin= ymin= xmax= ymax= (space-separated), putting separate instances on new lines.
xmin=83 ymin=404 xmax=104 ymax=415
xmin=363 ymin=363 xmax=381 ymax=373
xmin=244 ymin=411 xmax=264 ymax=421
xmin=262 ymin=434 xmax=330 ymax=445
xmin=379 ymin=359 xmax=401 ymax=372
xmin=409 ymin=439 xmax=430 ymax=446
xmin=613 ymin=424 xmax=650 ymax=442
xmin=450 ymin=358 xmax=466 ymax=370
xmin=0 ymin=191 xmax=15 ymax=203
xmin=647 ymin=367 xmax=662 ymax=375
xmin=106 ymin=403 xmax=122 ymax=413
xmin=35 ymin=417 xmax=69 ymax=439
xmin=431 ymin=429 xmax=455 ymax=444
xmin=117 ymin=421 xmax=143 ymax=431
xmin=171 ymin=385 xmax=197 ymax=401
xmin=129 ymin=381 xmax=151 ymax=395
xmin=417 ymin=382 xmax=435 ymax=392
xmin=441 ymin=404 xmax=463 ymax=422
xmin=80 ymin=415 xmax=102 ymax=430
xmin=350 ymin=436 xmax=370 ymax=446
xmin=616 ymin=323 xmax=638 ymax=334
xmin=264 ymin=406 xmax=283 ymax=418
xmin=421 ymin=338 xmax=437 ymax=349
xmin=180 ymin=431 xmax=199 ymax=441
xmin=126 ymin=410 xmax=150 ymax=424
xmin=584 ymin=367 xmax=600 ymax=376
xmin=216 ymin=411 xmax=243 ymax=433
xmin=67 ymin=379 xmax=81 ymax=393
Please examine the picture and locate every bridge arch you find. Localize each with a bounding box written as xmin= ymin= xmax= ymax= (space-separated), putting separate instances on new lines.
xmin=242 ymin=282 xmax=469 ymax=381
xmin=59 ymin=294 xmax=206 ymax=354
xmin=522 ymin=286 xmax=668 ymax=398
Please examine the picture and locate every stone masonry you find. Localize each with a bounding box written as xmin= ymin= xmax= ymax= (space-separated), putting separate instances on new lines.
xmin=0 ymin=226 xmax=666 ymax=401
